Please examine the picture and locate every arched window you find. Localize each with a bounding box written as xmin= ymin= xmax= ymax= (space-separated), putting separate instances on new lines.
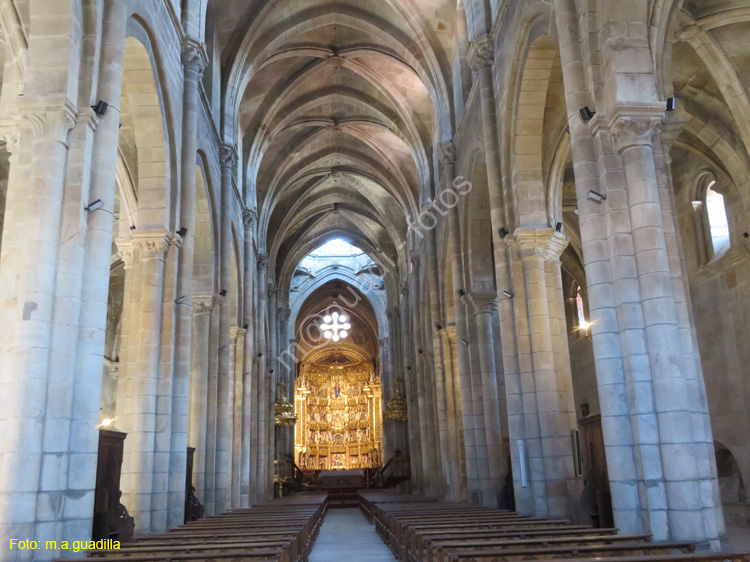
xmin=705 ymin=182 xmax=730 ymax=254
xmin=575 ymin=286 xmax=587 ymax=329
xmin=567 ymin=280 xmax=591 ymax=339
xmin=692 ymin=172 xmax=732 ymax=265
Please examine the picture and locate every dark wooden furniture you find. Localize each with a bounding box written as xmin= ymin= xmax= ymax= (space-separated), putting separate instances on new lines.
xmin=91 ymin=429 xmax=134 ymax=542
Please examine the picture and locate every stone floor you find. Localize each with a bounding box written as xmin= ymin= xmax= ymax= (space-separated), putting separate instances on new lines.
xmin=310 ymin=508 xmax=397 ymax=562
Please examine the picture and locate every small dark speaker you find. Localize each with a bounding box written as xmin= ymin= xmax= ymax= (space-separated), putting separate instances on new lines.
xmin=579 ymin=106 xmax=596 ymax=122
xmin=92 ymin=100 xmax=108 ymax=116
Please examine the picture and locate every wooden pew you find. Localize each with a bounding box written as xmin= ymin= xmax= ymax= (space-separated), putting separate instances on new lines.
xmin=357 ymin=492 xmax=750 ymax=562
xmin=421 ymin=532 xmax=651 ymax=562
xmin=439 ymin=540 xmax=695 ymax=562
xmin=53 ymin=493 xmax=328 ymax=562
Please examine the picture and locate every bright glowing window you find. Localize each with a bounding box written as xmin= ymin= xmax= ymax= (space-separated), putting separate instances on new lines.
xmin=705 ymin=182 xmax=730 ymax=255
xmin=576 ymin=287 xmax=586 ymax=328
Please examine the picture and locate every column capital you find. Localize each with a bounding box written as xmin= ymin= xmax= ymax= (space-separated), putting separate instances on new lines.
xmin=115 ymin=237 xmax=136 ymax=269
xmin=468 ymin=35 xmax=494 ymax=72
xmin=132 ymin=229 xmax=171 ymax=260
xmin=267 ymin=280 xmax=277 ymax=296
xmin=219 ymin=144 xmax=238 ymax=169
xmin=657 ymin=115 xmax=689 ymax=157
xmin=230 ymin=326 xmax=241 ymax=343
xmin=463 ymin=291 xmax=498 ymax=313
xmin=170 ymin=231 xmax=184 ymax=248
xmin=193 ymin=294 xmax=217 ymax=315
xmin=257 ymin=252 xmax=268 ymax=269
xmin=509 ymin=228 xmax=568 ymax=261
xmin=438 ymin=141 xmax=456 ymax=170
xmin=181 ymin=37 xmax=208 ymax=76
xmin=19 ymin=100 xmax=76 ymax=145
xmin=0 ymin=128 xmax=21 ymax=154
xmin=589 ymin=103 xmax=666 ymax=154
xmin=243 ymin=209 xmax=257 ymax=228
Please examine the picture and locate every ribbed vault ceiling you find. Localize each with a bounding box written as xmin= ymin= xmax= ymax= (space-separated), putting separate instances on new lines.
xmin=219 ymin=0 xmax=458 ymax=291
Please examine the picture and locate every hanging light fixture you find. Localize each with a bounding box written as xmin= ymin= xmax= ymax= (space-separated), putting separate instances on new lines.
xmin=274 ymin=382 xmax=298 ymax=426
xmin=385 ymin=377 xmax=408 ymax=422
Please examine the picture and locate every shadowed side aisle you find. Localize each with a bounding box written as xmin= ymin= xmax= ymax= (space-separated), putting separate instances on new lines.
xmin=309 ymin=508 xmax=396 ymax=562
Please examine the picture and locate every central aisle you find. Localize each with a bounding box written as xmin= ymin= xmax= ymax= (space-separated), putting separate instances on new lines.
xmin=310 ymin=507 xmax=397 ymax=562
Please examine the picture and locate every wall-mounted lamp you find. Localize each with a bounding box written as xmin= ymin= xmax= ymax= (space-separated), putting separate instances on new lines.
xmin=436 ymin=324 xmax=443 ymax=331
xmin=85 ymin=199 xmax=104 ymax=212
xmin=418 ymin=349 xmax=423 ymax=354
xmin=502 ymin=290 xmax=514 ymax=298
xmin=458 ymin=289 xmax=466 ymax=297
xmin=666 ymin=98 xmax=676 ymax=112
xmin=92 ymin=100 xmax=108 ymax=116
xmin=555 ymin=222 xmax=563 ymax=233
xmin=242 ymin=323 xmax=249 ymax=330
xmin=269 ymin=369 xmax=274 ymax=374
xmin=177 ymin=227 xmax=188 ymax=237
xmin=744 ymin=232 xmax=749 ymax=239
xmin=257 ymin=352 xmax=263 ymax=358
xmin=587 ymin=190 xmax=606 ymax=203
xmin=219 ymin=289 xmax=227 ymax=297
xmin=579 ymin=106 xmax=596 ymax=122
xmin=130 ymin=225 xmax=136 ymax=231
xmin=498 ymin=227 xmax=508 ymax=239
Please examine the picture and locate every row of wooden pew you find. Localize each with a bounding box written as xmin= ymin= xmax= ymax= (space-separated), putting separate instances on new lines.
xmin=55 ymin=493 xmax=328 ymax=562
xmin=359 ymin=491 xmax=750 ymax=562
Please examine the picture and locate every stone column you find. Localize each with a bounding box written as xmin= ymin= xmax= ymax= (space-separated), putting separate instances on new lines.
xmin=188 ymin=294 xmax=215 ymax=503
xmin=423 ymin=211 xmax=460 ymax=500
xmin=468 ymin=35 xmax=530 ymax=510
xmin=465 ymin=292 xmax=504 ymax=495
xmin=227 ymin=325 xmax=236 ymax=507
xmin=410 ymin=253 xmax=439 ymax=496
xmin=509 ymin=228 xmax=578 ymax=519
xmin=254 ymin=253 xmax=269 ymax=502
xmin=240 ymin=210 xmax=256 ymax=507
xmin=579 ymin=109 xmax=722 ymax=544
xmin=379 ymin=336 xmax=393 ymax=457
xmin=275 ymin=307 xmax=293 ymax=462
xmin=0 ymin=103 xmax=75 ymax=554
xmin=118 ymin=230 xmax=170 ymax=532
xmin=168 ymin=37 xmax=207 ymax=528
xmin=151 ymin=234 xmax=182 ymax=532
xmin=440 ymin=141 xmax=492 ymax=506
xmin=215 ymin=145 xmax=236 ymax=514
xmin=657 ymin=121 xmax=724 ymax=538
xmin=267 ymin=282 xmax=278 ymax=496
xmin=400 ymin=286 xmax=424 ymax=493
xmin=439 ymin=326 xmax=469 ymax=501
xmin=203 ymin=296 xmax=220 ymax=515
xmin=230 ymin=326 xmax=243 ymax=509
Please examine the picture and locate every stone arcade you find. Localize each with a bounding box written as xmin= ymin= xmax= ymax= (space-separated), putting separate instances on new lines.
xmin=0 ymin=0 xmax=749 ymax=560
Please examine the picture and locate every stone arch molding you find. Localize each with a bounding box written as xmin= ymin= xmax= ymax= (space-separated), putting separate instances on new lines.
xmin=288 ymin=267 xmax=389 ymax=341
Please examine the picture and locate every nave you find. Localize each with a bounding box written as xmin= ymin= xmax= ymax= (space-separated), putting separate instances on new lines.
xmin=55 ymin=491 xmax=750 ymax=562
xmin=4 ymin=0 xmax=750 ymax=560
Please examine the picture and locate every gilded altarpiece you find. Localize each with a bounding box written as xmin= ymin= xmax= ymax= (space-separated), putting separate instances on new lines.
xmin=295 ymin=360 xmax=383 ymax=470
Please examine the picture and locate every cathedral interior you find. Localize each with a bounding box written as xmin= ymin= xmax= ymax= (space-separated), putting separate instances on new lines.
xmin=1 ymin=0 xmax=750 ymax=560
